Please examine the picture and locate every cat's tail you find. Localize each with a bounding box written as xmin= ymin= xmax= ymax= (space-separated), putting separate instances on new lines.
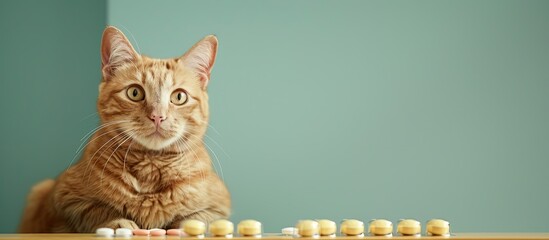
xmin=18 ymin=179 xmax=55 ymax=233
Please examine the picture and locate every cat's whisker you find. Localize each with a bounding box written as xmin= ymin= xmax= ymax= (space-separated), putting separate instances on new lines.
xmin=80 ymin=120 xmax=129 ymax=142
xmin=183 ymin=136 xmax=220 ymax=186
xmin=203 ymin=141 xmax=224 ymax=182
xmin=173 ymin=138 xmax=187 ymax=179
xmin=71 ymin=121 xmax=127 ymax=164
xmin=178 ymin=138 xmax=208 ymax=213
xmin=94 ymin=129 xmax=133 ymax=167
xmin=178 ymin=138 xmax=195 ymax=188
xmin=101 ymin=132 xmax=135 ymax=186
xmin=84 ymin=129 xmax=133 ymax=183
xmin=187 ymin=132 xmax=209 ymax=170
xmin=67 ymin=126 xmax=127 ymax=172
xmin=198 ymin=119 xmax=222 ymax=136
xmin=186 ymin=134 xmax=225 ymax=182
xmin=121 ymin=136 xmax=135 ymax=183
xmin=204 ymin=134 xmax=231 ymax=159
xmin=79 ymin=112 xmax=99 ymax=122
xmin=175 ymin=137 xmax=198 ymax=174
xmin=87 ymin=135 xmax=128 ymax=186
xmin=178 ymin=137 xmax=201 ymax=174
xmin=75 ymin=121 xmax=128 ymax=156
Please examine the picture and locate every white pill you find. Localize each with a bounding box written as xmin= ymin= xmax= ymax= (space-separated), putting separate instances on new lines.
xmin=115 ymin=228 xmax=133 ymax=237
xmin=96 ymin=228 xmax=114 ymax=237
xmin=282 ymin=227 xmax=298 ymax=235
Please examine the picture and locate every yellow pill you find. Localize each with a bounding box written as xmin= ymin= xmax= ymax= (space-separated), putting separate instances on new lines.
xmin=368 ymin=219 xmax=393 ymax=236
xmin=317 ymin=219 xmax=336 ymax=236
xmin=426 ymin=219 xmax=450 ymax=236
xmin=181 ymin=219 xmax=206 ymax=236
xmin=340 ymin=219 xmax=364 ymax=236
xmin=397 ymin=219 xmax=421 ymax=236
xmin=209 ymin=219 xmax=234 ymax=236
xmin=296 ymin=220 xmax=319 ymax=237
xmin=237 ymin=219 xmax=262 ymax=236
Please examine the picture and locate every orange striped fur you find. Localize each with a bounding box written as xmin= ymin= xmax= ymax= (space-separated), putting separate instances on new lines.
xmin=19 ymin=26 xmax=230 ymax=233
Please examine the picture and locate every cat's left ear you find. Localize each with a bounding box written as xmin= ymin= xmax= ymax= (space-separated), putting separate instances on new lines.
xmin=101 ymin=26 xmax=139 ymax=80
xmin=179 ymin=35 xmax=218 ymax=89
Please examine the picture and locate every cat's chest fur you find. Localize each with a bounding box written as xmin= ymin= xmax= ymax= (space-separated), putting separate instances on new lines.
xmin=122 ymin=151 xmax=188 ymax=191
xmin=116 ymin=152 xmax=206 ymax=228
xmin=126 ymin=157 xmax=168 ymax=193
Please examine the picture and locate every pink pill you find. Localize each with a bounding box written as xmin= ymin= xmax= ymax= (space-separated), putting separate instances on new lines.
xmin=150 ymin=229 xmax=167 ymax=236
xmin=132 ymin=229 xmax=150 ymax=236
xmin=167 ymin=229 xmax=182 ymax=236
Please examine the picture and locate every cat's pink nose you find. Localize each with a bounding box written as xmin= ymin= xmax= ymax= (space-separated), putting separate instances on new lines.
xmin=149 ymin=114 xmax=166 ymax=127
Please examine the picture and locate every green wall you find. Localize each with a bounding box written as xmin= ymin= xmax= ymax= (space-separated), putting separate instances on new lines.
xmin=1 ymin=0 xmax=548 ymax=234
xmin=107 ymin=0 xmax=549 ymax=232
xmin=0 ymin=0 xmax=106 ymax=233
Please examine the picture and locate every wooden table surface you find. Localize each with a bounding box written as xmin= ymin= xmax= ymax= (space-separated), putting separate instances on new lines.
xmin=0 ymin=233 xmax=549 ymax=240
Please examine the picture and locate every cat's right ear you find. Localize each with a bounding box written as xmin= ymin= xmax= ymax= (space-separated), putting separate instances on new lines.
xmin=101 ymin=26 xmax=139 ymax=80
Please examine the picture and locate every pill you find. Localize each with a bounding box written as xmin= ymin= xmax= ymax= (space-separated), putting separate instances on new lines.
xmin=340 ymin=219 xmax=364 ymax=236
xmin=397 ymin=219 xmax=421 ymax=236
xmin=296 ymin=220 xmax=319 ymax=237
xmin=96 ymin=228 xmax=114 ymax=237
xmin=282 ymin=227 xmax=297 ymax=235
xmin=182 ymin=220 xmax=206 ymax=236
xmin=237 ymin=219 xmax=262 ymax=236
xmin=317 ymin=219 xmax=336 ymax=236
xmin=368 ymin=219 xmax=393 ymax=236
xmin=209 ymin=219 xmax=234 ymax=236
xmin=150 ymin=228 xmax=167 ymax=236
xmin=132 ymin=229 xmax=150 ymax=236
xmin=426 ymin=219 xmax=450 ymax=236
xmin=115 ymin=228 xmax=133 ymax=237
xmin=167 ymin=228 xmax=182 ymax=236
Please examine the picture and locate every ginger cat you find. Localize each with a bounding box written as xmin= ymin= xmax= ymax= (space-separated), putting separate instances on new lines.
xmin=19 ymin=26 xmax=230 ymax=233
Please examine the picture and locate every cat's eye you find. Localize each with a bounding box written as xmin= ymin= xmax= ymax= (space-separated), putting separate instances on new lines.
xmin=126 ymin=85 xmax=145 ymax=101
xmin=170 ymin=89 xmax=188 ymax=105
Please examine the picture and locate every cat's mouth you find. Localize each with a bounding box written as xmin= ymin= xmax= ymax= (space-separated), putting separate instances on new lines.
xmin=147 ymin=129 xmax=167 ymax=138
xmin=130 ymin=127 xmax=178 ymax=151
xmin=143 ymin=122 xmax=172 ymax=138
xmin=130 ymin=123 xmax=184 ymax=150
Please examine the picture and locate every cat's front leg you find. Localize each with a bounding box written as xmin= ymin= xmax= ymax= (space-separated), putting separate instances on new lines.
xmin=58 ymin=200 xmax=140 ymax=232
xmin=54 ymin=188 xmax=138 ymax=232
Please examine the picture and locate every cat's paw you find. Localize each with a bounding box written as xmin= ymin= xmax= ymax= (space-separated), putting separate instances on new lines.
xmin=103 ymin=218 xmax=139 ymax=230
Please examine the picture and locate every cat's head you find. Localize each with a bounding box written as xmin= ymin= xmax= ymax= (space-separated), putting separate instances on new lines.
xmin=97 ymin=26 xmax=217 ymax=151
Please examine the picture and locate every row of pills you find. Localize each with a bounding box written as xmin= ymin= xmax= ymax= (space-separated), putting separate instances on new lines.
xmin=294 ymin=219 xmax=450 ymax=237
xmin=96 ymin=228 xmax=182 ymax=237
xmin=95 ymin=219 xmax=262 ymax=238
xmin=183 ymin=219 xmax=262 ymax=237
xmin=96 ymin=218 xmax=449 ymax=238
